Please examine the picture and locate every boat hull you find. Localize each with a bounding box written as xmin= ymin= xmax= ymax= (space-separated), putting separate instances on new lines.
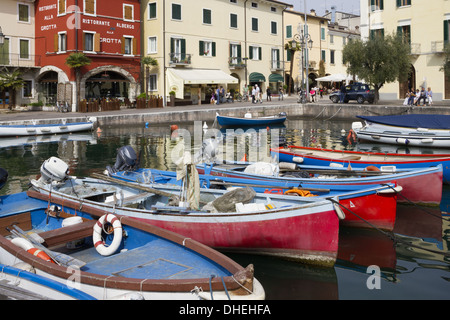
xmin=31 ymin=184 xmax=340 ymax=268
xmin=271 ymin=145 xmax=450 ymax=184
xmin=0 ymin=122 xmax=94 ymax=136
xmin=216 ymin=115 xmax=286 ymax=127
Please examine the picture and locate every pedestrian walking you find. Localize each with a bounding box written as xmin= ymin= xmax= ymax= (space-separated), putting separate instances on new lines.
xmin=251 ymin=85 xmax=256 ymax=103
xmin=278 ymin=85 xmax=284 ymax=101
xmin=267 ymin=87 xmax=272 ymax=101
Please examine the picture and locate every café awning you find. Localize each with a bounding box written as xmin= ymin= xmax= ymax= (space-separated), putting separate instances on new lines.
xmin=166 ymin=68 xmax=238 ymax=99
xmin=249 ymin=72 xmax=266 ymax=83
xmin=269 ymin=73 xmax=283 ymax=83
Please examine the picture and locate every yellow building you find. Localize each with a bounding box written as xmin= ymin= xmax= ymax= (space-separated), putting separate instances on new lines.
xmin=141 ymin=0 xmax=292 ymax=105
xmin=0 ymin=0 xmax=38 ymax=108
xmin=360 ymin=0 xmax=450 ymax=101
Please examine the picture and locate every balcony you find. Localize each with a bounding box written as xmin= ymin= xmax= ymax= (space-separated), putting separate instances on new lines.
xmin=228 ymin=57 xmax=246 ymax=69
xmin=270 ymin=60 xmax=284 ymax=71
xmin=409 ymin=43 xmax=421 ymax=56
xmin=431 ymin=41 xmax=444 ymax=54
xmin=169 ymin=53 xmax=192 ymax=66
xmin=0 ymin=53 xmax=41 ymax=68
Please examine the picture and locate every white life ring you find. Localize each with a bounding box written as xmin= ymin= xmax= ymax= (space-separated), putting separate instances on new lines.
xmin=93 ymin=214 xmax=122 ymax=256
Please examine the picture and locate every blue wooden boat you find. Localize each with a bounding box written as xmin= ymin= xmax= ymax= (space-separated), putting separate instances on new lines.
xmin=0 ymin=190 xmax=264 ymax=300
xmin=0 ymin=263 xmax=97 ymax=300
xmin=271 ymin=145 xmax=450 ymax=184
xmin=0 ymin=118 xmax=96 ymax=137
xmin=216 ymin=112 xmax=286 ymax=127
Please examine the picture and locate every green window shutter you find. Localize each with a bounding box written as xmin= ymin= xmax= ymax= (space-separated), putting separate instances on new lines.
xmin=258 ymin=47 xmax=262 ymax=60
xmin=380 ymin=0 xmax=384 ymax=10
xmin=149 ymin=3 xmax=156 ymax=19
xmin=286 ymin=48 xmax=292 ymax=62
xmin=230 ymin=14 xmax=237 ymax=28
xmin=286 ymin=25 xmax=292 ymax=38
xmin=397 ymin=26 xmax=403 ymax=39
xmin=203 ymin=9 xmax=211 ymax=24
xmin=252 ymin=18 xmax=258 ymax=31
xmin=249 ymin=46 xmax=253 ymax=59
xmin=445 ymin=20 xmax=449 ymax=44
xmin=396 ymin=0 xmax=401 ymax=7
xmin=170 ymin=38 xmax=174 ymax=53
xmin=237 ymin=44 xmax=241 ymax=58
xmin=199 ymin=41 xmax=204 ymax=55
xmin=172 ymin=4 xmax=181 ymax=20
xmin=271 ymin=21 xmax=277 ymax=34
xmin=212 ymin=42 xmax=216 ymax=56
xmin=181 ymin=38 xmax=186 ymax=54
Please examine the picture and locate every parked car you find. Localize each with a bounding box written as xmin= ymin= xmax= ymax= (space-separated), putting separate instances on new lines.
xmin=329 ymin=83 xmax=375 ymax=104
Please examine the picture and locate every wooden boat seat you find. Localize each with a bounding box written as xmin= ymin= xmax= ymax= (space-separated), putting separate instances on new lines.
xmin=38 ymin=220 xmax=96 ymax=248
xmin=341 ymin=155 xmax=361 ymax=160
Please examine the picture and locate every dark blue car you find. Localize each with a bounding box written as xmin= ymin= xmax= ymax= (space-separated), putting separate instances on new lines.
xmin=329 ymin=83 xmax=375 ymax=104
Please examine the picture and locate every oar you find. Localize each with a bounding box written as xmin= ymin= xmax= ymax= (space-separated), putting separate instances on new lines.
xmin=208 ymin=180 xmax=330 ymax=193
xmin=91 ymin=172 xmax=179 ymax=198
xmin=9 ymin=226 xmax=86 ymax=268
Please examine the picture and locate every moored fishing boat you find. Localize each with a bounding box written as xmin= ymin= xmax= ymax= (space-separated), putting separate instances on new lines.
xmin=216 ymin=112 xmax=286 ymax=127
xmin=353 ymin=114 xmax=450 ymax=148
xmin=0 ymin=118 xmax=96 ymax=137
xmin=0 ymin=189 xmax=264 ymax=300
xmin=271 ymin=145 xmax=450 ymax=184
xmin=30 ymin=157 xmax=342 ymax=267
xmin=113 ymin=166 xmax=401 ymax=231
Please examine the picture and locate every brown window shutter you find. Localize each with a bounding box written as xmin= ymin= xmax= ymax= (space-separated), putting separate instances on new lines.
xmin=121 ymin=37 xmax=125 ymax=54
xmin=54 ymin=34 xmax=59 ymax=52
xmin=94 ymin=33 xmax=100 ymax=52
xmin=124 ymin=5 xmax=133 ymax=20
xmin=85 ymin=0 xmax=95 ymax=14
xmin=132 ymin=38 xmax=137 ymax=55
xmin=59 ymin=0 xmax=65 ymax=14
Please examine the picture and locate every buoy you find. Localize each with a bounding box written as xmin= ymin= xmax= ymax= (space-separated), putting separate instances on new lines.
xmin=27 ymin=248 xmax=55 ymax=264
xmin=240 ymin=154 xmax=247 ymax=162
xmin=170 ymin=124 xmax=179 ymax=132
xmin=96 ymin=127 xmax=102 ymax=133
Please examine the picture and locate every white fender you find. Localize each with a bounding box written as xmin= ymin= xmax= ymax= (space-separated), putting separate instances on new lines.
xmin=11 ymin=237 xmax=34 ymax=251
xmin=93 ymin=214 xmax=122 ymax=256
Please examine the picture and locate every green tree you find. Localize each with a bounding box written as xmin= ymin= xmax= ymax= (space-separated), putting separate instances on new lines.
xmin=65 ymin=53 xmax=91 ymax=111
xmin=440 ymin=44 xmax=450 ymax=76
xmin=343 ymin=33 xmax=411 ymax=104
xmin=285 ymin=40 xmax=302 ymax=96
xmin=0 ymin=69 xmax=25 ymax=109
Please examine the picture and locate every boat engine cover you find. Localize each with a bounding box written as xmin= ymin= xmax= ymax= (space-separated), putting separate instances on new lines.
xmin=40 ymin=157 xmax=69 ymax=183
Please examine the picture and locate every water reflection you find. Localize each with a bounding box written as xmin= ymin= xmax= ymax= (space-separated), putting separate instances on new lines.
xmin=0 ymin=118 xmax=448 ymax=299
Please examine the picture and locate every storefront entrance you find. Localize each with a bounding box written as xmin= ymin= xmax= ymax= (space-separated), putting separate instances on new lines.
xmin=0 ymin=89 xmax=9 ymax=109
xmin=85 ymin=71 xmax=129 ymax=100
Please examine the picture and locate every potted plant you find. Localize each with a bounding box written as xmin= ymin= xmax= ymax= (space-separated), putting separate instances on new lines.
xmin=169 ymin=91 xmax=176 ymax=106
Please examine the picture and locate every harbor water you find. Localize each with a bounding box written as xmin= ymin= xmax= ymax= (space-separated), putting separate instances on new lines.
xmin=0 ymin=117 xmax=448 ymax=300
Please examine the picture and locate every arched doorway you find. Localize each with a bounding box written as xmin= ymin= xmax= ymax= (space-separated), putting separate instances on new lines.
xmin=85 ymin=71 xmax=129 ymax=100
xmin=399 ymin=64 xmax=416 ymax=99
xmin=38 ymin=71 xmax=58 ymax=105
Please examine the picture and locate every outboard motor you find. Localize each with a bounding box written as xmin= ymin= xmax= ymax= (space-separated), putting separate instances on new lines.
xmin=39 ymin=157 xmax=69 ymax=184
xmin=106 ymin=145 xmax=139 ymax=175
xmin=0 ymin=168 xmax=8 ymax=191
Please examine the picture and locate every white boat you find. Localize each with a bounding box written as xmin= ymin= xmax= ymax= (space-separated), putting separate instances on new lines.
xmin=0 ymin=118 xmax=96 ymax=136
xmin=353 ymin=114 xmax=450 ymax=148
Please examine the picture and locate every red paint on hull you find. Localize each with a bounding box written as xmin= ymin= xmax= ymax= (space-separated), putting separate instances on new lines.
xmin=133 ymin=209 xmax=340 ymax=267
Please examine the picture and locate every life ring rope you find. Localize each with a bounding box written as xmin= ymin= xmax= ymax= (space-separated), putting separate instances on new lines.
xmin=93 ymin=213 xmax=122 ymax=256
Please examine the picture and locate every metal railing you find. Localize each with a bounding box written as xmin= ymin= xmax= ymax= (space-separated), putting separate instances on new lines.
xmin=168 ymin=53 xmax=192 ymax=65
xmin=0 ymin=53 xmax=41 ymax=67
xmin=270 ymin=60 xmax=284 ymax=71
xmin=228 ymin=57 xmax=246 ymax=69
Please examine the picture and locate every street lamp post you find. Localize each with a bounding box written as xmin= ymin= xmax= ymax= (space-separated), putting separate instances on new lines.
xmin=294 ymin=27 xmax=313 ymax=103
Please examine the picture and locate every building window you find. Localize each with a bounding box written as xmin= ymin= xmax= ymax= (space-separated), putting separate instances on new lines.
xmin=58 ymin=0 xmax=66 ymax=15
xmin=83 ymin=32 xmax=95 ymax=52
xmin=396 ymin=0 xmax=411 ymax=7
xmin=397 ymin=25 xmax=411 ymax=44
xmin=270 ymin=7 xmax=276 ymax=12
xmin=229 ymin=43 xmax=241 ymax=64
xmin=124 ymin=4 xmax=134 ymax=21
xmin=251 ymin=2 xmax=258 ymax=8
xmin=148 ymin=36 xmax=157 ymax=54
xmin=148 ymin=74 xmax=157 ymax=92
xmin=330 ymin=34 xmax=334 ymax=44
xmin=370 ymin=28 xmax=384 ymax=39
xmin=321 ymin=50 xmax=326 ymax=62
xmin=230 ymin=13 xmax=238 ymax=28
xmin=172 ymin=3 xmax=181 ymax=20
xmin=199 ymin=40 xmax=215 ymax=57
xmin=19 ymin=39 xmax=30 ymax=59
xmin=252 ymin=18 xmax=258 ymax=32
xmin=286 ymin=25 xmax=292 ymax=38
xmin=148 ymin=2 xmax=157 ymax=19
xmin=18 ymin=4 xmax=30 ymax=23
xmin=444 ymin=20 xmax=450 ymax=44
xmin=330 ymin=50 xmax=335 ymax=64
xmin=58 ymin=32 xmax=67 ymax=52
xmin=203 ymin=9 xmax=212 ymax=25
xmin=249 ymin=46 xmax=261 ymax=60
xmin=271 ymin=48 xmax=280 ymax=69
xmin=123 ymin=37 xmax=134 ymax=55
xmin=84 ymin=0 xmax=96 ymax=15
xmin=271 ymin=21 xmax=277 ymax=35
xmin=371 ymin=0 xmax=384 ymax=11
xmin=321 ymin=27 xmax=326 ymax=40
xmin=230 ymin=0 xmax=237 ymax=3
xmin=23 ymin=80 xmax=33 ymax=98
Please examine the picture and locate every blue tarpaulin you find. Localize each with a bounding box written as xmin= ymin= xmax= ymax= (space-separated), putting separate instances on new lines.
xmin=356 ymin=114 xmax=450 ymax=130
